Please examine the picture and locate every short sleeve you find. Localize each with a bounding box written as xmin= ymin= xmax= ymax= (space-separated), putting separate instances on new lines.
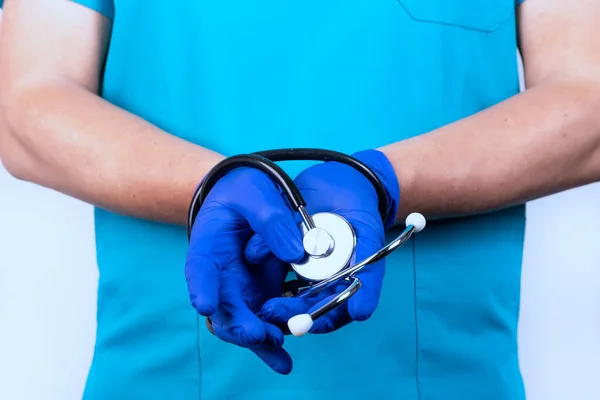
xmin=71 ymin=0 xmax=114 ymax=20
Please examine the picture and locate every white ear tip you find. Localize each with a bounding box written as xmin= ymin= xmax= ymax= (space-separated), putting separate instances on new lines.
xmin=405 ymin=213 xmax=426 ymax=232
xmin=287 ymin=314 xmax=313 ymax=337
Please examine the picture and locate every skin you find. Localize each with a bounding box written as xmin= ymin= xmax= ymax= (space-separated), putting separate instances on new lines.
xmin=1 ymin=0 xmax=600 ymax=225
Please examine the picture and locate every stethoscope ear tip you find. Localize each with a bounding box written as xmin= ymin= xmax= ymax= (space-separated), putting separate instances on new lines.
xmin=405 ymin=212 xmax=426 ymax=233
xmin=288 ymin=314 xmax=313 ymax=337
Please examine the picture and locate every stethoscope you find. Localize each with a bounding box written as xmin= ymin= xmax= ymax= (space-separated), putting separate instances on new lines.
xmin=187 ymin=149 xmax=426 ymax=337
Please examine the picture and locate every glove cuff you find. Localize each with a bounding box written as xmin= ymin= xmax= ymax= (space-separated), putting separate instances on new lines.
xmin=351 ymin=149 xmax=401 ymax=229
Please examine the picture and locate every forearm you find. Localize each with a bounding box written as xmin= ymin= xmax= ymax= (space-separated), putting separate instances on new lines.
xmin=381 ymin=78 xmax=600 ymax=220
xmin=1 ymin=81 xmax=223 ymax=224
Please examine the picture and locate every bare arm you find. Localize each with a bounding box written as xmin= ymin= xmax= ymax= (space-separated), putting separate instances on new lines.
xmin=381 ymin=0 xmax=600 ymax=220
xmin=0 ymin=0 xmax=223 ymax=225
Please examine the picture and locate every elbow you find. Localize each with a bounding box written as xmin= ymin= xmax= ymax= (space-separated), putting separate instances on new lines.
xmin=0 ymin=96 xmax=36 ymax=182
xmin=0 ymin=156 xmax=28 ymax=181
xmin=0 ymin=127 xmax=33 ymax=181
xmin=1 ymin=78 xmax=87 ymax=185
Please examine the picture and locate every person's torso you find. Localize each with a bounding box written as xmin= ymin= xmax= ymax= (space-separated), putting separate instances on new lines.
xmin=81 ymin=1 xmax=527 ymax=399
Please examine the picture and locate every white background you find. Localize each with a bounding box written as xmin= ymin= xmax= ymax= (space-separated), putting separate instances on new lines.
xmin=1 ymin=8 xmax=600 ymax=400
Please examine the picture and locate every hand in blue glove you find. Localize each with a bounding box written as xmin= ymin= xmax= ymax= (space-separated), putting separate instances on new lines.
xmin=246 ymin=149 xmax=400 ymax=334
xmin=185 ymin=168 xmax=305 ymax=374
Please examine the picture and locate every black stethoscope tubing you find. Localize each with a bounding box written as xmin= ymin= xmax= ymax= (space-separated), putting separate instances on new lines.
xmin=186 ymin=148 xmax=389 ymax=241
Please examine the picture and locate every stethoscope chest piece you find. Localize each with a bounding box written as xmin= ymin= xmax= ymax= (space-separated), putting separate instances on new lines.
xmin=291 ymin=212 xmax=356 ymax=282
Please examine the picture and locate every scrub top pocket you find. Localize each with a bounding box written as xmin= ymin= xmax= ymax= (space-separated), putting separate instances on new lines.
xmin=396 ymin=0 xmax=516 ymax=32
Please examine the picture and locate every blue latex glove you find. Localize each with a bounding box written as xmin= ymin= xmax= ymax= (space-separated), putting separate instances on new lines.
xmin=185 ymin=168 xmax=305 ymax=374
xmin=247 ymin=149 xmax=400 ymax=334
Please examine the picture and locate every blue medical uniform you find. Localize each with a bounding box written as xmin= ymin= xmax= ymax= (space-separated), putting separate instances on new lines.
xmin=71 ymin=1 xmax=528 ymax=399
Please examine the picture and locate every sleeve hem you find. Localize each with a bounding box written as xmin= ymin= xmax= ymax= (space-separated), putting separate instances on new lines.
xmin=71 ymin=0 xmax=114 ymax=21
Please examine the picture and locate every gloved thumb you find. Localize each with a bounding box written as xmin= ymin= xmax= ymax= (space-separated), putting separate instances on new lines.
xmin=186 ymin=204 xmax=236 ymax=316
xmin=230 ymin=174 xmax=305 ymax=263
xmin=185 ymin=255 xmax=220 ymax=316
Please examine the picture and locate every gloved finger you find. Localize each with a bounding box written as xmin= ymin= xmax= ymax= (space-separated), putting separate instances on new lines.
xmin=211 ymin=305 xmax=266 ymax=347
xmin=228 ymin=171 xmax=304 ymax=263
xmin=213 ymin=315 xmax=292 ymax=374
xmin=250 ymin=345 xmax=293 ymax=375
xmin=219 ymin=269 xmax=268 ymax=346
xmin=211 ymin=309 xmax=240 ymax=344
xmin=244 ymin=233 xmax=272 ymax=265
xmin=185 ymin=255 xmax=220 ymax=316
xmin=345 ymin=215 xmax=386 ymax=322
xmin=259 ymin=297 xmax=318 ymax=324
xmin=186 ymin=205 xmax=241 ymax=316
xmin=249 ymin=323 xmax=293 ymax=375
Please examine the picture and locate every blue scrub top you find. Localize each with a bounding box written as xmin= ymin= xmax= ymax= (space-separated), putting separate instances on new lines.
xmin=70 ymin=1 xmax=527 ymax=400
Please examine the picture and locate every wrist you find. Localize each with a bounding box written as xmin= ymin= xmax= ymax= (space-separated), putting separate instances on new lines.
xmin=350 ymin=149 xmax=401 ymax=228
